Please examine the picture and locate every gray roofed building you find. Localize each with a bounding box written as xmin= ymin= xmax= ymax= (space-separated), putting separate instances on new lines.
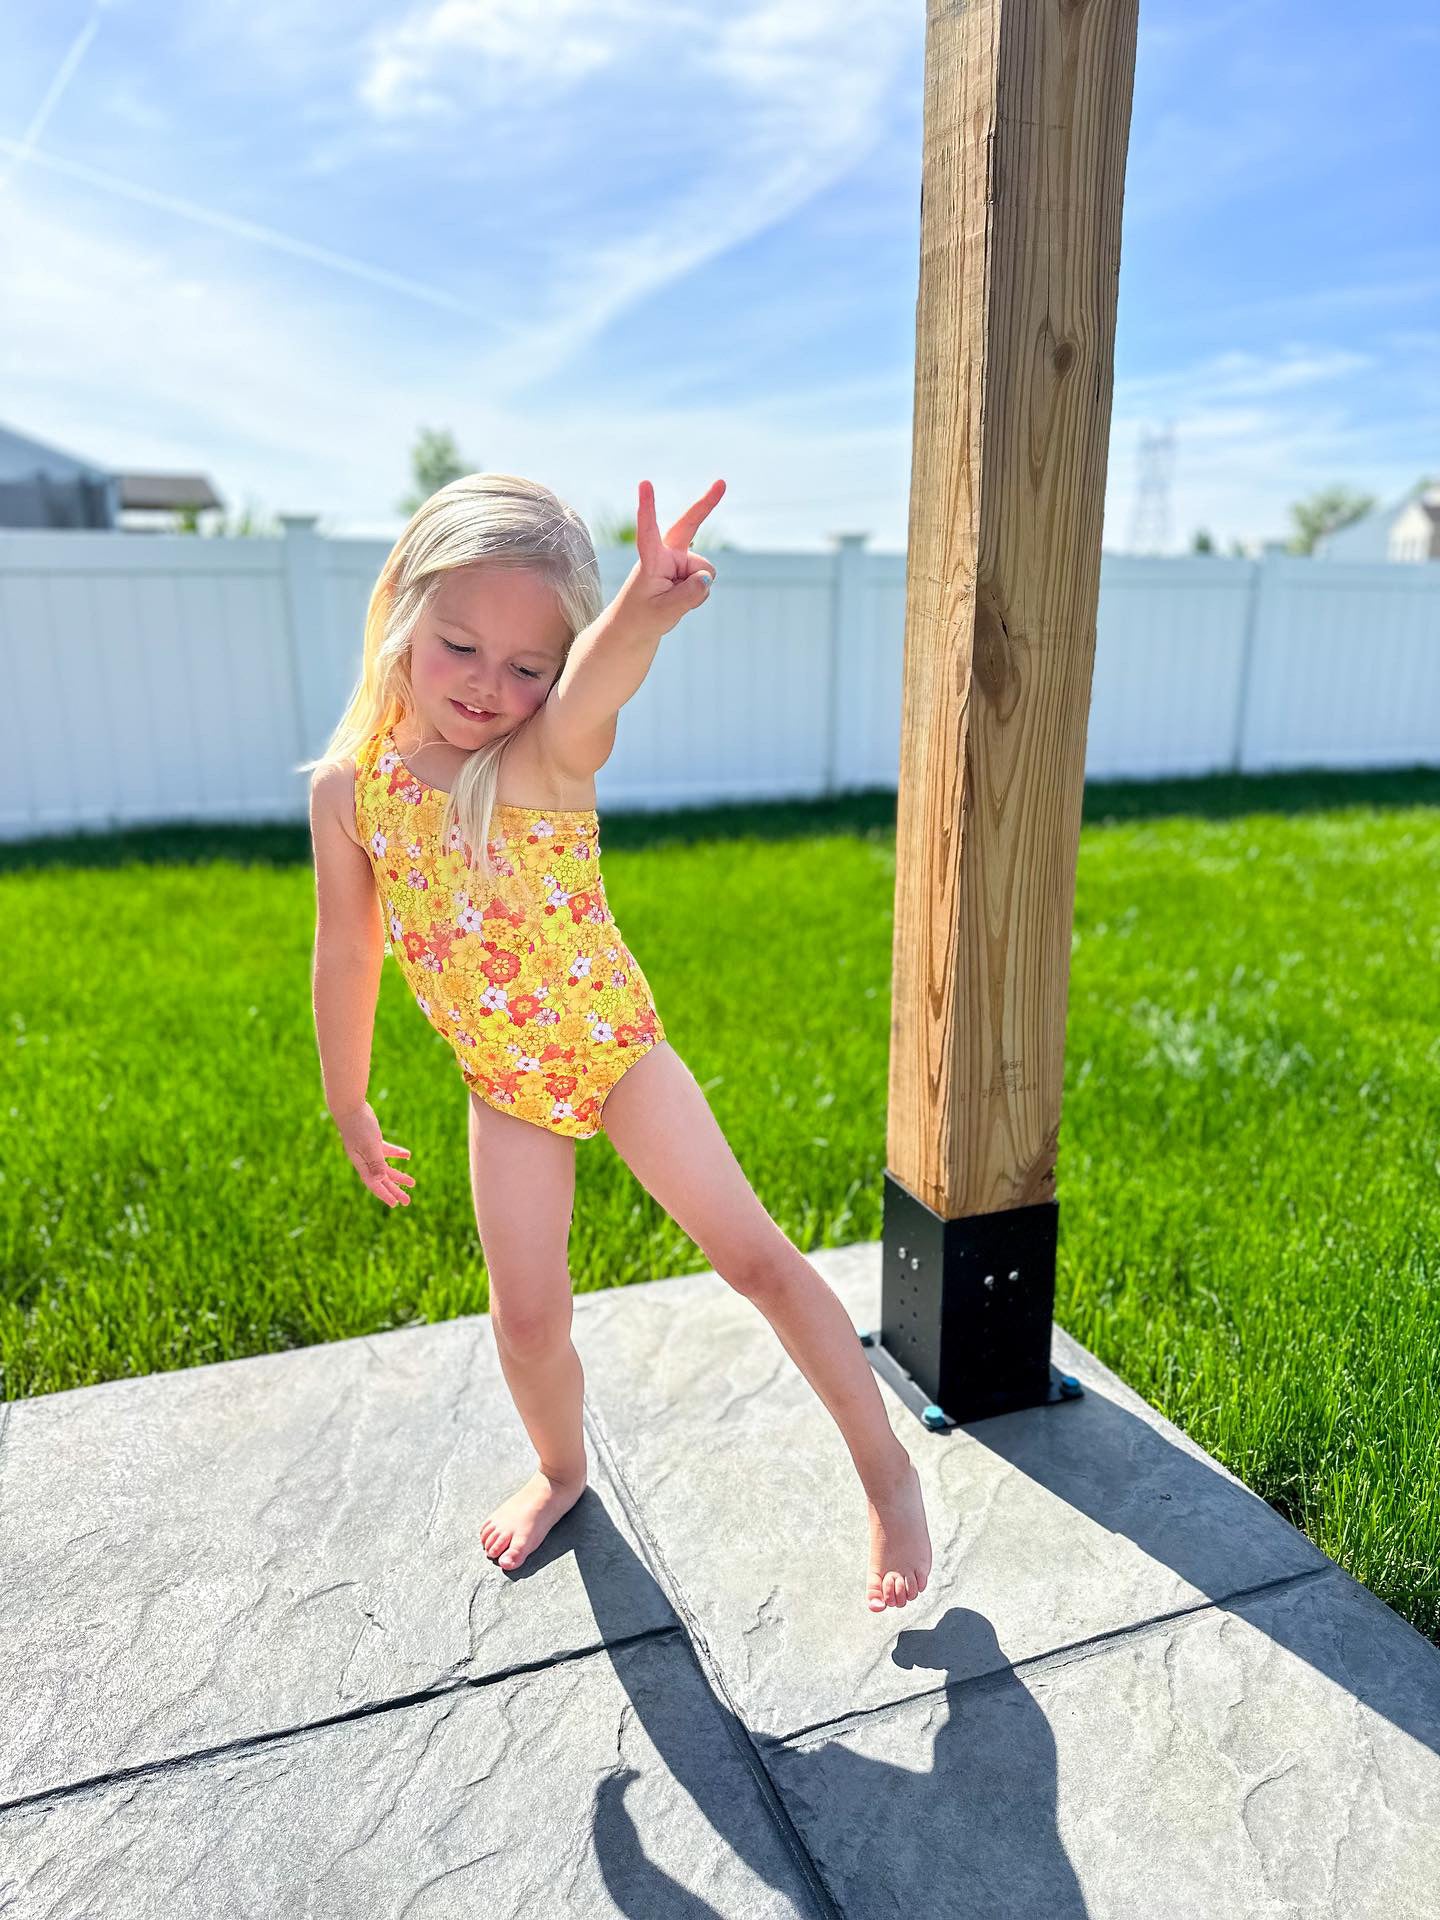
xmin=0 ymin=421 xmax=224 ymax=531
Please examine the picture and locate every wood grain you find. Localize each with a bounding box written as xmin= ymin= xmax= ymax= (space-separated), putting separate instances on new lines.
xmin=888 ymin=0 xmax=1139 ymax=1215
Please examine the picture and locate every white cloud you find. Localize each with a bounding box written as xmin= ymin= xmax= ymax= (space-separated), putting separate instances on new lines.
xmin=3 ymin=0 xmax=1434 ymax=560
xmin=360 ymin=0 xmax=657 ymax=120
xmin=0 ymin=183 xmax=915 ymax=545
xmin=340 ymin=1 xmax=918 ymax=402
xmin=1116 ymin=345 xmax=1374 ymax=410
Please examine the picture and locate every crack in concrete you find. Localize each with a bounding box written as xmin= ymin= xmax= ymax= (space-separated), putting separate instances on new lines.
xmin=770 ymin=1564 xmax=1341 ymax=1754
xmin=0 ymin=1621 xmax=683 ymax=1819
xmin=578 ymin=1394 xmax=848 ymax=1920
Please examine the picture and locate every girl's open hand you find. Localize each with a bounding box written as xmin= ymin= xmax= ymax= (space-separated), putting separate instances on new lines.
xmin=613 ymin=478 xmax=724 ymax=639
xmin=334 ymin=1103 xmax=414 ymax=1208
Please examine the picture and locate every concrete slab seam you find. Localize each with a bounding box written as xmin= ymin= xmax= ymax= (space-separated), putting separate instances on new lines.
xmin=581 ymin=1396 xmax=847 ymax=1920
xmin=0 ymin=1623 xmax=683 ymax=1821
xmin=766 ymin=1564 xmax=1343 ymax=1756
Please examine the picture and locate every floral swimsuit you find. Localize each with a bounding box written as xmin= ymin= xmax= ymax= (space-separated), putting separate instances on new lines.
xmin=353 ymin=725 xmax=665 ymax=1138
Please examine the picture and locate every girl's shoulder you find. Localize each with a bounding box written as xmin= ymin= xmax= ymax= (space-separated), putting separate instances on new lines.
xmin=311 ymin=755 xmax=363 ymax=850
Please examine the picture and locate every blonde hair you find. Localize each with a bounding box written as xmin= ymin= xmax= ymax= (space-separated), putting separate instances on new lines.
xmin=300 ymin=471 xmax=602 ymax=883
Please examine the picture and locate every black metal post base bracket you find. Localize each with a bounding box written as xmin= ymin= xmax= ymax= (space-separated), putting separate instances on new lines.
xmin=858 ymin=1171 xmax=1083 ymax=1432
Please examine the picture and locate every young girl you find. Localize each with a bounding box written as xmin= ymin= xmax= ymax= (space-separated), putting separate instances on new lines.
xmin=305 ymin=471 xmax=932 ymax=1615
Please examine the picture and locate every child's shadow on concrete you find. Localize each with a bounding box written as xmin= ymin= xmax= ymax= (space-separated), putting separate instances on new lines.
xmin=511 ymin=1500 xmax=1085 ymax=1918
xmin=504 ymin=1361 xmax=1440 ymax=1917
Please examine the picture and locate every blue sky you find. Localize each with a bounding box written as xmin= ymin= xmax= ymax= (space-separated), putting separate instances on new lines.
xmin=1 ymin=0 xmax=1436 ymax=551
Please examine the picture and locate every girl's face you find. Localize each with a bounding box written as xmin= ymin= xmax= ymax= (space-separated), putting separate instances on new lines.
xmin=409 ymin=563 xmax=570 ymax=744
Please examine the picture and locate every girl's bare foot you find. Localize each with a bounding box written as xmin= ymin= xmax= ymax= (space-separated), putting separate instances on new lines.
xmin=865 ymin=1456 xmax=932 ymax=1613
xmin=481 ymin=1468 xmax=587 ymax=1572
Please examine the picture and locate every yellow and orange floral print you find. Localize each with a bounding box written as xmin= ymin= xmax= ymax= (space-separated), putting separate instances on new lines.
xmin=353 ymin=726 xmax=664 ymax=1138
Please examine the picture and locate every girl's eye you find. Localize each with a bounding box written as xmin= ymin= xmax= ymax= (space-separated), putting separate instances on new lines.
xmin=441 ymin=638 xmax=540 ymax=678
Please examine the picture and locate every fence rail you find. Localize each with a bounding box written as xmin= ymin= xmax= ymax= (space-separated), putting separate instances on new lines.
xmin=2 ymin=521 xmax=1437 ymax=840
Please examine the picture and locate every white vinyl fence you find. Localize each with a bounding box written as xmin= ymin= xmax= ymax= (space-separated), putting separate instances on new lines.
xmin=2 ymin=519 xmax=1438 ymax=841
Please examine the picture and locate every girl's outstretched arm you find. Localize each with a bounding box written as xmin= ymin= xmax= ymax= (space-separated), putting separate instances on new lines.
xmin=536 ymin=477 xmax=724 ymax=779
xmin=309 ymin=765 xmax=415 ymax=1209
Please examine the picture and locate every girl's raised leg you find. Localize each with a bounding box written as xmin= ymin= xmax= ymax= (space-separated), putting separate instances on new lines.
xmin=599 ymin=1041 xmax=932 ymax=1614
xmin=468 ymin=1089 xmax=587 ymax=1572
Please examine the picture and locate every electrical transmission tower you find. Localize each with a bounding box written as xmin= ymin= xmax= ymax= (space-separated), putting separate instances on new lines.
xmin=1127 ymin=421 xmax=1177 ymax=555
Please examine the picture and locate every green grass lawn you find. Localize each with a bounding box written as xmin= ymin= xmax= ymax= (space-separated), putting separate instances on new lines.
xmin=4 ymin=766 xmax=1438 ymax=1645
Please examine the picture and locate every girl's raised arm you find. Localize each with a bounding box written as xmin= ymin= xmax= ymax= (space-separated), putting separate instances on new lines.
xmin=535 ymin=477 xmax=723 ymax=781
xmin=308 ymin=764 xmax=415 ymax=1208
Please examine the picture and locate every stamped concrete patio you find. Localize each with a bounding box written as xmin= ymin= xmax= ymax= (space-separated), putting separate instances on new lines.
xmin=2 ymin=1240 xmax=1439 ymax=1916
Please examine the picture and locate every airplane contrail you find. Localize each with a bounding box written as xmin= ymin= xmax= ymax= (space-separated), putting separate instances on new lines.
xmin=0 ymin=4 xmax=110 ymax=195
xmin=0 ymin=133 xmax=523 ymax=329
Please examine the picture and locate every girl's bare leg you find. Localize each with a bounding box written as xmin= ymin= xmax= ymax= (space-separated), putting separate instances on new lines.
xmin=468 ymin=1090 xmax=587 ymax=1572
xmin=600 ymin=1043 xmax=933 ymax=1614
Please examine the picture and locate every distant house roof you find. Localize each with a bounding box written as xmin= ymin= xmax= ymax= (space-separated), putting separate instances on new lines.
xmin=0 ymin=420 xmax=225 ymax=528
xmin=0 ymin=421 xmax=109 ymax=484
xmin=116 ymin=472 xmax=225 ymax=512
xmin=1315 ymin=476 xmax=1439 ymax=561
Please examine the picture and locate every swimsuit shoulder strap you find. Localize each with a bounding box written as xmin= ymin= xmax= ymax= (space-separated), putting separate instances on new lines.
xmin=352 ymin=726 xmax=387 ymax=835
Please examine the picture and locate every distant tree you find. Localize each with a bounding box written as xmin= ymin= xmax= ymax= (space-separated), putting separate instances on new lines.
xmin=591 ymin=507 xmax=637 ymax=547
xmin=1191 ymin=527 xmax=1215 ymax=553
xmin=175 ymin=495 xmax=280 ymax=537
xmin=398 ymin=427 xmax=472 ymax=517
xmin=590 ymin=503 xmax=738 ymax=552
xmin=1286 ymin=485 xmax=1376 ymax=555
xmin=591 ymin=506 xmax=637 ymax=545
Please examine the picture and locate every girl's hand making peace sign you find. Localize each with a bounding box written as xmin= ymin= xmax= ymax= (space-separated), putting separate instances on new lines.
xmin=611 ymin=478 xmax=725 ymax=640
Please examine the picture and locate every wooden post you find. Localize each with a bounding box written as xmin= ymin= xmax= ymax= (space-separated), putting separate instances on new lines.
xmin=865 ymin=0 xmax=1140 ymax=1428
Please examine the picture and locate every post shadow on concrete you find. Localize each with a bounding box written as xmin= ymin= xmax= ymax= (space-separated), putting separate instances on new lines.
xmin=953 ymin=1354 xmax=1440 ymax=1764
xmin=4 ymin=1258 xmax=1438 ymax=1914
xmin=473 ymin=1374 xmax=1439 ymax=1918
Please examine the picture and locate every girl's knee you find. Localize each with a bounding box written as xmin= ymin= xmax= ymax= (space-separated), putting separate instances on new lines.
xmin=716 ymin=1223 xmax=796 ymax=1298
xmin=490 ymin=1279 xmax=574 ymax=1355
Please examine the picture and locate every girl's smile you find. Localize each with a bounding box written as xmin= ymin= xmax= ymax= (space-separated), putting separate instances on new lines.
xmin=413 ymin=564 xmax=571 ymax=744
